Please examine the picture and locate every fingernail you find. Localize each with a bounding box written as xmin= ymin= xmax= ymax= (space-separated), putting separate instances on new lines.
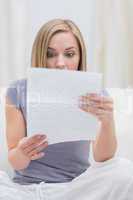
xmin=37 ymin=135 xmax=43 ymax=138
xmin=78 ymin=96 xmax=82 ymax=101
xmin=90 ymin=93 xmax=97 ymax=96
xmin=40 ymin=152 xmax=45 ymax=156
xmin=41 ymin=135 xmax=45 ymax=138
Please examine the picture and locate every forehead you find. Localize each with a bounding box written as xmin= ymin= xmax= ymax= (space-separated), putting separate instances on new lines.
xmin=48 ymin=31 xmax=79 ymax=50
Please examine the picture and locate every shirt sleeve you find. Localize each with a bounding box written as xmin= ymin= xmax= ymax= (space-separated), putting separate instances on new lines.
xmin=101 ymin=89 xmax=109 ymax=96
xmin=6 ymin=80 xmax=20 ymax=109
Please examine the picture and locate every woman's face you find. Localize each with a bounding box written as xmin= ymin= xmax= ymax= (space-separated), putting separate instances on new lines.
xmin=46 ymin=31 xmax=80 ymax=70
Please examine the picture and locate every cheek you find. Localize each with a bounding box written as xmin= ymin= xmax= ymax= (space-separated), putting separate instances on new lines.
xmin=67 ymin=56 xmax=80 ymax=70
xmin=46 ymin=58 xmax=56 ymax=67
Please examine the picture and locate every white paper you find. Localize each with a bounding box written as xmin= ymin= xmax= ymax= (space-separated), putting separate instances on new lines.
xmin=27 ymin=68 xmax=102 ymax=144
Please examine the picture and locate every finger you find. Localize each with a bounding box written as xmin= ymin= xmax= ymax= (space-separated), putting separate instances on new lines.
xmin=27 ymin=141 xmax=48 ymax=155
xmin=31 ymin=152 xmax=45 ymax=160
xmin=88 ymin=102 xmax=114 ymax=111
xmin=88 ymin=95 xmax=113 ymax=104
xmin=80 ymin=94 xmax=113 ymax=104
xmin=79 ymin=100 xmax=113 ymax=111
xmin=20 ymin=135 xmax=43 ymax=149
xmin=79 ymin=104 xmax=106 ymax=115
xmin=35 ymin=141 xmax=48 ymax=152
xmin=23 ymin=136 xmax=48 ymax=153
xmin=27 ymin=134 xmax=47 ymax=145
xmin=78 ymin=97 xmax=92 ymax=107
xmin=21 ymin=134 xmax=47 ymax=149
xmin=79 ymin=105 xmax=113 ymax=122
xmin=88 ymin=107 xmax=112 ymax=117
xmin=27 ymin=141 xmax=48 ymax=157
xmin=79 ymin=106 xmax=98 ymax=117
xmin=79 ymin=97 xmax=113 ymax=109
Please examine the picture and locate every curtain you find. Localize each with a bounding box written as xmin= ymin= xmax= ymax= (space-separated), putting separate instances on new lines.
xmin=0 ymin=0 xmax=133 ymax=88
xmin=0 ymin=0 xmax=30 ymax=88
xmin=93 ymin=0 xmax=133 ymax=88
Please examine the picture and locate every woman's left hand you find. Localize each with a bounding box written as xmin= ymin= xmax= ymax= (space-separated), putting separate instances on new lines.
xmin=78 ymin=93 xmax=114 ymax=125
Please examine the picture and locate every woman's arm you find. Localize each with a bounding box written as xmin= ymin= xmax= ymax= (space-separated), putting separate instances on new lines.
xmin=92 ymin=118 xmax=117 ymax=162
xmin=79 ymin=93 xmax=117 ymax=162
xmin=5 ymin=98 xmax=48 ymax=170
xmin=6 ymin=98 xmax=30 ymax=170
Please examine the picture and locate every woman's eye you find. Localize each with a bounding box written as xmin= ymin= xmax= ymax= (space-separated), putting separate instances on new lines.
xmin=65 ymin=52 xmax=75 ymax=58
xmin=47 ymin=51 xmax=56 ymax=58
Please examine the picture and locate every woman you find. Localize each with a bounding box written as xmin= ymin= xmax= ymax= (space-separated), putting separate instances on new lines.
xmin=1 ymin=19 xmax=133 ymax=200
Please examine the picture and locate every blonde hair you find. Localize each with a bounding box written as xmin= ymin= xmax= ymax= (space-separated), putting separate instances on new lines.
xmin=31 ymin=19 xmax=87 ymax=71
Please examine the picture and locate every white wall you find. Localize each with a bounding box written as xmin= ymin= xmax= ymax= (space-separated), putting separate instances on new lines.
xmin=0 ymin=0 xmax=96 ymax=87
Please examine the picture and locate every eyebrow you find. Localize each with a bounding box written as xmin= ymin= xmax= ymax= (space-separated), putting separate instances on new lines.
xmin=65 ymin=47 xmax=77 ymax=50
xmin=48 ymin=47 xmax=77 ymax=51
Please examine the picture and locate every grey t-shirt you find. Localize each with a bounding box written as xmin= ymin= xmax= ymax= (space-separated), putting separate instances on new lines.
xmin=6 ymin=79 xmax=91 ymax=185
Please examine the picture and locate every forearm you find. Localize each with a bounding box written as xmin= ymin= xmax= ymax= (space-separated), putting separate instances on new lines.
xmin=92 ymin=119 xmax=117 ymax=162
xmin=8 ymin=148 xmax=31 ymax=170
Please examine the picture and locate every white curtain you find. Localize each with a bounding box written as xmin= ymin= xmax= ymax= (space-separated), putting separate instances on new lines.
xmin=0 ymin=0 xmax=30 ymax=88
xmin=0 ymin=0 xmax=133 ymax=88
xmin=93 ymin=0 xmax=133 ymax=88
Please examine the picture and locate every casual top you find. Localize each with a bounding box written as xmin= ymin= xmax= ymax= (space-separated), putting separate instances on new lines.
xmin=6 ymin=79 xmax=91 ymax=185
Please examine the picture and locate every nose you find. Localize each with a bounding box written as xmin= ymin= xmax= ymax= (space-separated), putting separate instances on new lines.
xmin=55 ymin=55 xmax=66 ymax=69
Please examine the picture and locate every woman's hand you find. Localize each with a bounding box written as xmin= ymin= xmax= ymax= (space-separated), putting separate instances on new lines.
xmin=78 ymin=93 xmax=117 ymax=161
xmin=78 ymin=93 xmax=114 ymax=125
xmin=17 ymin=134 xmax=48 ymax=161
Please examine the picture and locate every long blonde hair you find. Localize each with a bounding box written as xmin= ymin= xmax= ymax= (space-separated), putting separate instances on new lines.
xmin=31 ymin=19 xmax=87 ymax=71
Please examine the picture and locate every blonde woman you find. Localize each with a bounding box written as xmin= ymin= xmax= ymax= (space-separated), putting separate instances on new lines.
xmin=1 ymin=19 xmax=133 ymax=200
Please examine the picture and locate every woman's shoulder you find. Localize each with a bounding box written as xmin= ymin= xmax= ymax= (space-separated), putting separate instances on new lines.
xmin=6 ymin=78 xmax=27 ymax=109
xmin=101 ymin=89 xmax=109 ymax=96
xmin=7 ymin=78 xmax=27 ymax=94
xmin=9 ymin=78 xmax=27 ymax=89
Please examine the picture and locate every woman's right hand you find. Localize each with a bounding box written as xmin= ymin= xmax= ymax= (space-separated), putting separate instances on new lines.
xmin=17 ymin=134 xmax=48 ymax=161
